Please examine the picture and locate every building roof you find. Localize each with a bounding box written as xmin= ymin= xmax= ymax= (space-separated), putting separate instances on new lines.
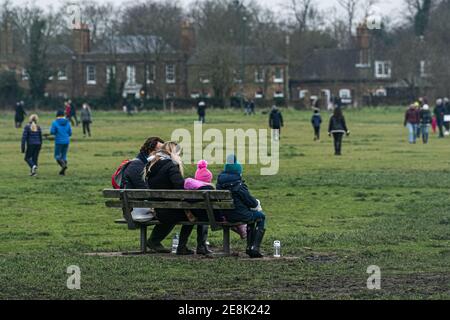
xmin=291 ymin=48 xmax=361 ymax=82
xmin=187 ymin=46 xmax=287 ymax=66
xmin=89 ymin=35 xmax=175 ymax=55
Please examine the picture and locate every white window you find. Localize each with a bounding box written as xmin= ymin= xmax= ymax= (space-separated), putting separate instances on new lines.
xmin=166 ymin=92 xmax=176 ymax=98
xmin=375 ymin=88 xmax=387 ymax=96
xmin=255 ymin=91 xmax=264 ymax=99
xmin=274 ymin=91 xmax=284 ymax=98
xmin=375 ymin=61 xmax=391 ymax=79
xmin=165 ymin=64 xmax=176 ymax=84
xmin=191 ymin=92 xmax=200 ymax=99
xmin=146 ymin=64 xmax=155 ymax=84
xmin=299 ymin=90 xmax=308 ymax=99
xmin=233 ymin=70 xmax=242 ymax=84
xmin=106 ymin=65 xmax=116 ymax=83
xmin=199 ymin=72 xmax=210 ymax=84
xmin=420 ymin=60 xmax=429 ymax=77
xmin=255 ymin=68 xmax=265 ymax=83
xmin=126 ymin=65 xmax=136 ymax=85
xmin=57 ymin=66 xmax=67 ymax=81
xmin=21 ymin=69 xmax=29 ymax=81
xmin=339 ymin=89 xmax=352 ymax=103
xmin=86 ymin=65 xmax=96 ymax=85
xmin=274 ymin=67 xmax=284 ymax=83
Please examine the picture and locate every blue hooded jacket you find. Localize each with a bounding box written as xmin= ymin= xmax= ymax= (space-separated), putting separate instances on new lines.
xmin=50 ymin=118 xmax=72 ymax=145
xmin=216 ymin=171 xmax=259 ymax=223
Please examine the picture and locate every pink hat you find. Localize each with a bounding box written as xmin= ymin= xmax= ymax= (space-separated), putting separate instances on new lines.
xmin=195 ymin=160 xmax=213 ymax=183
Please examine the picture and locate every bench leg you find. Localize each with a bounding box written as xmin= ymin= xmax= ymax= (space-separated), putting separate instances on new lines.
xmin=140 ymin=226 xmax=147 ymax=254
xmin=223 ymin=227 xmax=231 ymax=255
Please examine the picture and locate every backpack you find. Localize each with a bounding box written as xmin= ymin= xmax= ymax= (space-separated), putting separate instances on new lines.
xmin=111 ymin=159 xmax=137 ymax=189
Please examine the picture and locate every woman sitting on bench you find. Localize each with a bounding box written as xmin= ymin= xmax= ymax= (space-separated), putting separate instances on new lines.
xmin=144 ymin=142 xmax=210 ymax=255
xmin=216 ymin=155 xmax=266 ymax=258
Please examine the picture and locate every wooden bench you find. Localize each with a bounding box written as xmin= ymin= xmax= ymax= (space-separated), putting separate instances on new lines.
xmin=103 ymin=189 xmax=247 ymax=255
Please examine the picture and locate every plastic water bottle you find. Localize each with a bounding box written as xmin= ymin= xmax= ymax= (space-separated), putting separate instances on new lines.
xmin=171 ymin=233 xmax=179 ymax=253
xmin=273 ymin=240 xmax=281 ymax=258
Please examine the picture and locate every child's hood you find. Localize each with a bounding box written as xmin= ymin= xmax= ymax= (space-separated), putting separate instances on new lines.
xmin=56 ymin=118 xmax=69 ymax=126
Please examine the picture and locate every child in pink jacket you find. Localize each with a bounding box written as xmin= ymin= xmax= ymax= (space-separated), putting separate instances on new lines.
xmin=184 ymin=160 xmax=247 ymax=240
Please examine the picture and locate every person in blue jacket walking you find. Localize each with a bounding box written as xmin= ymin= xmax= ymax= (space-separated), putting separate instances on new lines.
xmin=50 ymin=110 xmax=72 ymax=175
xmin=311 ymin=109 xmax=322 ymax=141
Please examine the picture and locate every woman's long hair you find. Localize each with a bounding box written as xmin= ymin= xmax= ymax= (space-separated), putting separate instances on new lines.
xmin=144 ymin=141 xmax=184 ymax=179
xmin=29 ymin=114 xmax=39 ymax=132
xmin=333 ymin=107 xmax=343 ymax=120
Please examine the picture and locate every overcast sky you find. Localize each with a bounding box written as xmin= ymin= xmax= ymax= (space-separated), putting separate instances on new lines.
xmin=9 ymin=0 xmax=405 ymax=21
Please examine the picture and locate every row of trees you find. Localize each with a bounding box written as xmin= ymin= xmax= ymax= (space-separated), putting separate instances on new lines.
xmin=0 ymin=0 xmax=448 ymax=107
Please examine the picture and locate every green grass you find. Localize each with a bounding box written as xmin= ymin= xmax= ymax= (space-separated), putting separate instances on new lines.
xmin=0 ymin=107 xmax=449 ymax=299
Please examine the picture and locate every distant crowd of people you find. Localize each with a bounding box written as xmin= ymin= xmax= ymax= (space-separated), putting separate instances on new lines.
xmin=18 ymin=101 xmax=92 ymax=177
xmin=404 ymin=97 xmax=450 ymax=144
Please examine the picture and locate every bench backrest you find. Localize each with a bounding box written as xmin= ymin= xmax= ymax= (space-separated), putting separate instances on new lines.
xmin=103 ymin=189 xmax=233 ymax=230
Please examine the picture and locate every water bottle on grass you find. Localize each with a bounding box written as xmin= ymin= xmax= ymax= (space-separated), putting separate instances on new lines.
xmin=273 ymin=240 xmax=281 ymax=258
xmin=171 ymin=233 xmax=179 ymax=253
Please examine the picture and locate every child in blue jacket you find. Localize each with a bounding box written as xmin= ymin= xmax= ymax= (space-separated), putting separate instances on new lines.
xmin=50 ymin=110 xmax=72 ymax=175
xmin=216 ymin=155 xmax=266 ymax=258
xmin=311 ymin=109 xmax=322 ymax=141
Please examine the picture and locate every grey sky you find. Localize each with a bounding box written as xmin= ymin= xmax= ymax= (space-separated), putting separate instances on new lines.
xmin=10 ymin=0 xmax=405 ymax=21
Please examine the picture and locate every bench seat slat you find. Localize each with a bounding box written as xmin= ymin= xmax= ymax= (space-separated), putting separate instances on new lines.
xmin=105 ymin=200 xmax=234 ymax=210
xmin=103 ymin=189 xmax=233 ymax=201
xmin=114 ymin=219 xmax=247 ymax=227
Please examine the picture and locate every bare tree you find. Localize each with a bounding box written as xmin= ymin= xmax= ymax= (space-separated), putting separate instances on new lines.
xmin=336 ymin=0 xmax=360 ymax=45
xmin=288 ymin=0 xmax=322 ymax=32
xmin=120 ymin=0 xmax=184 ymax=109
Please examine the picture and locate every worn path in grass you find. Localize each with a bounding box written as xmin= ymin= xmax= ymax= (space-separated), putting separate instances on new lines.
xmin=0 ymin=107 xmax=449 ymax=299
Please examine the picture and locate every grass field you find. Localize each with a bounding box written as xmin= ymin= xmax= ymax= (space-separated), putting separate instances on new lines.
xmin=0 ymin=107 xmax=449 ymax=300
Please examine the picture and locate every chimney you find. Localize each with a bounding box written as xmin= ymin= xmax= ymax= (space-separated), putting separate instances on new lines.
xmin=356 ymin=23 xmax=370 ymax=66
xmin=72 ymin=23 xmax=90 ymax=55
xmin=180 ymin=21 xmax=196 ymax=56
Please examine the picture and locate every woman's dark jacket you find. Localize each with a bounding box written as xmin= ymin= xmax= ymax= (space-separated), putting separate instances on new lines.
xmin=216 ymin=171 xmax=258 ymax=223
xmin=21 ymin=123 xmax=42 ymax=153
xmin=328 ymin=115 xmax=348 ymax=133
xmin=15 ymin=105 xmax=26 ymax=122
xmin=146 ymin=159 xmax=184 ymax=190
xmin=269 ymin=109 xmax=284 ymax=129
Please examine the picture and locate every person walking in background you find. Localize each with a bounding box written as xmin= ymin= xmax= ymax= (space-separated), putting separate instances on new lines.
xmin=311 ymin=109 xmax=322 ymax=141
xmin=80 ymin=103 xmax=92 ymax=137
xmin=434 ymin=99 xmax=445 ymax=138
xmin=419 ymin=103 xmax=432 ymax=144
xmin=50 ymin=110 xmax=72 ymax=176
xmin=249 ymin=99 xmax=256 ymax=115
xmin=197 ymin=100 xmax=206 ymax=123
xmin=14 ymin=101 xmax=26 ymax=128
xmin=415 ymin=101 xmax=423 ymax=139
xmin=404 ymin=103 xmax=420 ymax=143
xmin=69 ymin=100 xmax=79 ymax=127
xmin=328 ymin=107 xmax=350 ymax=155
xmin=269 ymin=105 xmax=284 ymax=141
xmin=21 ymin=114 xmax=42 ymax=176
xmin=443 ymin=97 xmax=450 ymax=134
